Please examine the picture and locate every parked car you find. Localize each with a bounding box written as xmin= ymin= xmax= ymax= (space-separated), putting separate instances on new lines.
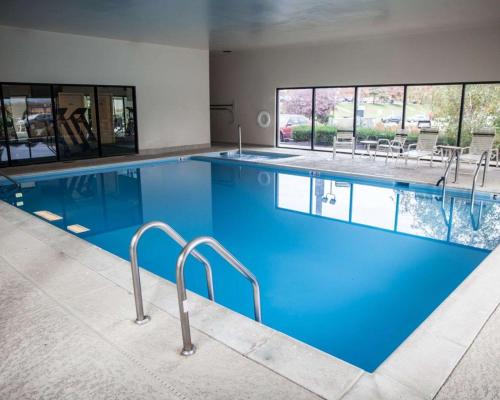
xmin=381 ymin=115 xmax=401 ymax=124
xmin=279 ymin=114 xmax=312 ymax=141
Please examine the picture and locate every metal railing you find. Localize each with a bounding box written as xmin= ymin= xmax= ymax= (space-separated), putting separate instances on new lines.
xmin=470 ymin=151 xmax=489 ymax=213
xmin=0 ymin=172 xmax=20 ymax=189
xmin=238 ymin=125 xmax=242 ymax=155
xmin=436 ymin=148 xmax=459 ymax=208
xmin=129 ymin=221 xmax=215 ymax=325
xmin=176 ymin=236 xmax=261 ymax=356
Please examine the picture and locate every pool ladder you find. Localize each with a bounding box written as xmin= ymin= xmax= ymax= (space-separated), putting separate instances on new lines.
xmin=129 ymin=221 xmax=262 ymax=356
xmin=0 ymin=172 xmax=21 ymax=189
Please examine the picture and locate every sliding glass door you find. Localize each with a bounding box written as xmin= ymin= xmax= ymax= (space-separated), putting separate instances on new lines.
xmin=1 ymin=84 xmax=57 ymax=165
xmin=97 ymin=86 xmax=136 ymax=156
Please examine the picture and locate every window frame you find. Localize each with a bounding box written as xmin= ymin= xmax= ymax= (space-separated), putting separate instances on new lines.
xmin=0 ymin=81 xmax=138 ymax=167
xmin=276 ymin=81 xmax=499 ymax=152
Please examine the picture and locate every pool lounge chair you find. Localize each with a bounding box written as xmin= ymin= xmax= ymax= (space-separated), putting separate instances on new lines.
xmin=404 ymin=128 xmax=439 ymax=167
xmin=375 ymin=128 xmax=408 ymax=163
xmin=459 ymin=128 xmax=496 ymax=177
xmin=333 ymin=130 xmax=355 ymax=159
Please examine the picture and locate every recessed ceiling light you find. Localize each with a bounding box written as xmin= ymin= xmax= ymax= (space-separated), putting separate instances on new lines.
xmin=34 ymin=211 xmax=62 ymax=221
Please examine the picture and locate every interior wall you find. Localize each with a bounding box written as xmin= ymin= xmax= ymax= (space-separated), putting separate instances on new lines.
xmin=210 ymin=25 xmax=500 ymax=146
xmin=0 ymin=25 xmax=210 ymax=152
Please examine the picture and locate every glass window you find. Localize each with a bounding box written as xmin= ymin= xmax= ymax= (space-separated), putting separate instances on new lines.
xmin=97 ymin=86 xmax=136 ymax=156
xmin=406 ymin=85 xmax=461 ymax=146
xmin=314 ymin=87 xmax=355 ymax=151
xmin=461 ymin=83 xmax=500 ymax=147
xmin=278 ymin=89 xmax=313 ymax=149
xmin=277 ymin=173 xmax=311 ymax=213
xmin=53 ymin=85 xmax=99 ymax=160
xmin=1 ymin=84 xmax=56 ymax=164
xmin=356 ymin=86 xmax=404 ymax=142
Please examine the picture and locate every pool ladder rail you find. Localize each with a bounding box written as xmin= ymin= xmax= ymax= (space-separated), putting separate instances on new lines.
xmin=0 ymin=171 xmax=20 ymax=188
xmin=129 ymin=221 xmax=262 ymax=356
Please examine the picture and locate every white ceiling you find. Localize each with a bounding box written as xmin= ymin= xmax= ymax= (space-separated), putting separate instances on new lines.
xmin=0 ymin=0 xmax=499 ymax=50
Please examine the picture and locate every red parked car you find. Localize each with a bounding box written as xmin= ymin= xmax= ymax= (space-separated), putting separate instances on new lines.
xmin=279 ymin=114 xmax=311 ymax=141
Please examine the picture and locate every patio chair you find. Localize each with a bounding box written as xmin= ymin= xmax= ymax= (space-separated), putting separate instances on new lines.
xmin=375 ymin=128 xmax=408 ymax=163
xmin=404 ymin=128 xmax=439 ymax=167
xmin=333 ymin=130 xmax=355 ymax=159
xmin=459 ymin=128 xmax=496 ymax=175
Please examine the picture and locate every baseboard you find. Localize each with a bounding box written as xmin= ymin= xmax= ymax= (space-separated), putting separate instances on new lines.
xmin=139 ymin=143 xmax=211 ymax=155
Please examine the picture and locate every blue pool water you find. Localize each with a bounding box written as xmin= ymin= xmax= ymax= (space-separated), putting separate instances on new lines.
xmin=1 ymin=158 xmax=499 ymax=371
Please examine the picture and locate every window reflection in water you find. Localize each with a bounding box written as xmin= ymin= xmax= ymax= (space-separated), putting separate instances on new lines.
xmin=277 ymin=174 xmax=311 ymax=213
xmin=312 ymin=178 xmax=350 ymax=221
xmin=276 ymin=172 xmax=499 ymax=250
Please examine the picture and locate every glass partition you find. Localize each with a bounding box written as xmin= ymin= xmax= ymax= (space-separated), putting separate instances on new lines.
xmin=1 ymin=84 xmax=56 ymax=164
xmin=53 ymin=85 xmax=99 ymax=160
xmin=278 ymin=89 xmax=313 ymax=149
xmin=356 ymin=86 xmax=404 ymax=142
xmin=461 ymin=83 xmax=500 ymax=147
xmin=406 ymin=85 xmax=462 ymax=145
xmin=97 ymin=86 xmax=136 ymax=156
xmin=313 ymin=87 xmax=355 ymax=151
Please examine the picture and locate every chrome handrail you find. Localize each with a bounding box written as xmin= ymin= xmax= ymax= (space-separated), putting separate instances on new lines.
xmin=238 ymin=124 xmax=242 ymax=155
xmin=436 ymin=148 xmax=459 ymax=208
xmin=470 ymin=151 xmax=489 ymax=213
xmin=0 ymin=172 xmax=20 ymax=189
xmin=129 ymin=221 xmax=215 ymax=325
xmin=176 ymin=236 xmax=261 ymax=356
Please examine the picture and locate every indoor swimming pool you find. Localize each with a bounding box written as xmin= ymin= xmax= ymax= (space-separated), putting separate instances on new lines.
xmin=1 ymin=157 xmax=499 ymax=372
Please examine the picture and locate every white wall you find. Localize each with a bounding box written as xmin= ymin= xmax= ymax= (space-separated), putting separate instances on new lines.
xmin=210 ymin=26 xmax=500 ymax=146
xmin=0 ymin=25 xmax=210 ymax=152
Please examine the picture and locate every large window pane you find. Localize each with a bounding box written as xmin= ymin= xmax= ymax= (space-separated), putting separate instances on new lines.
xmin=356 ymin=86 xmax=404 ymax=142
xmin=54 ymin=85 xmax=99 ymax=160
xmin=97 ymin=86 xmax=136 ymax=156
xmin=461 ymin=83 xmax=500 ymax=147
xmin=1 ymin=84 xmax=56 ymax=164
xmin=314 ymin=87 xmax=354 ymax=151
xmin=278 ymin=89 xmax=312 ymax=149
xmin=406 ymin=85 xmax=461 ymax=145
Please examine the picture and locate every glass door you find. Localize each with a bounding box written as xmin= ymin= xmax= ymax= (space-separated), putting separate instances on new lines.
xmin=53 ymin=85 xmax=99 ymax=160
xmin=97 ymin=86 xmax=137 ymax=156
xmin=1 ymin=84 xmax=57 ymax=165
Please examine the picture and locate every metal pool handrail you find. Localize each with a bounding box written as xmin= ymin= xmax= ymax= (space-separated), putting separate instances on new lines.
xmin=436 ymin=148 xmax=459 ymax=209
xmin=0 ymin=172 xmax=20 ymax=189
xmin=176 ymin=236 xmax=262 ymax=356
xmin=470 ymin=151 xmax=489 ymax=213
xmin=129 ymin=221 xmax=215 ymax=325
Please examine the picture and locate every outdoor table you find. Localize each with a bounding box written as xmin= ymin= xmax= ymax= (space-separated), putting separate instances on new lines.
xmin=437 ymin=145 xmax=462 ymax=183
xmin=359 ymin=140 xmax=378 ymax=160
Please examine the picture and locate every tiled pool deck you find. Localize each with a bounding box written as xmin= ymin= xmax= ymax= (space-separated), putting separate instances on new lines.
xmin=1 ymin=147 xmax=499 ymax=399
